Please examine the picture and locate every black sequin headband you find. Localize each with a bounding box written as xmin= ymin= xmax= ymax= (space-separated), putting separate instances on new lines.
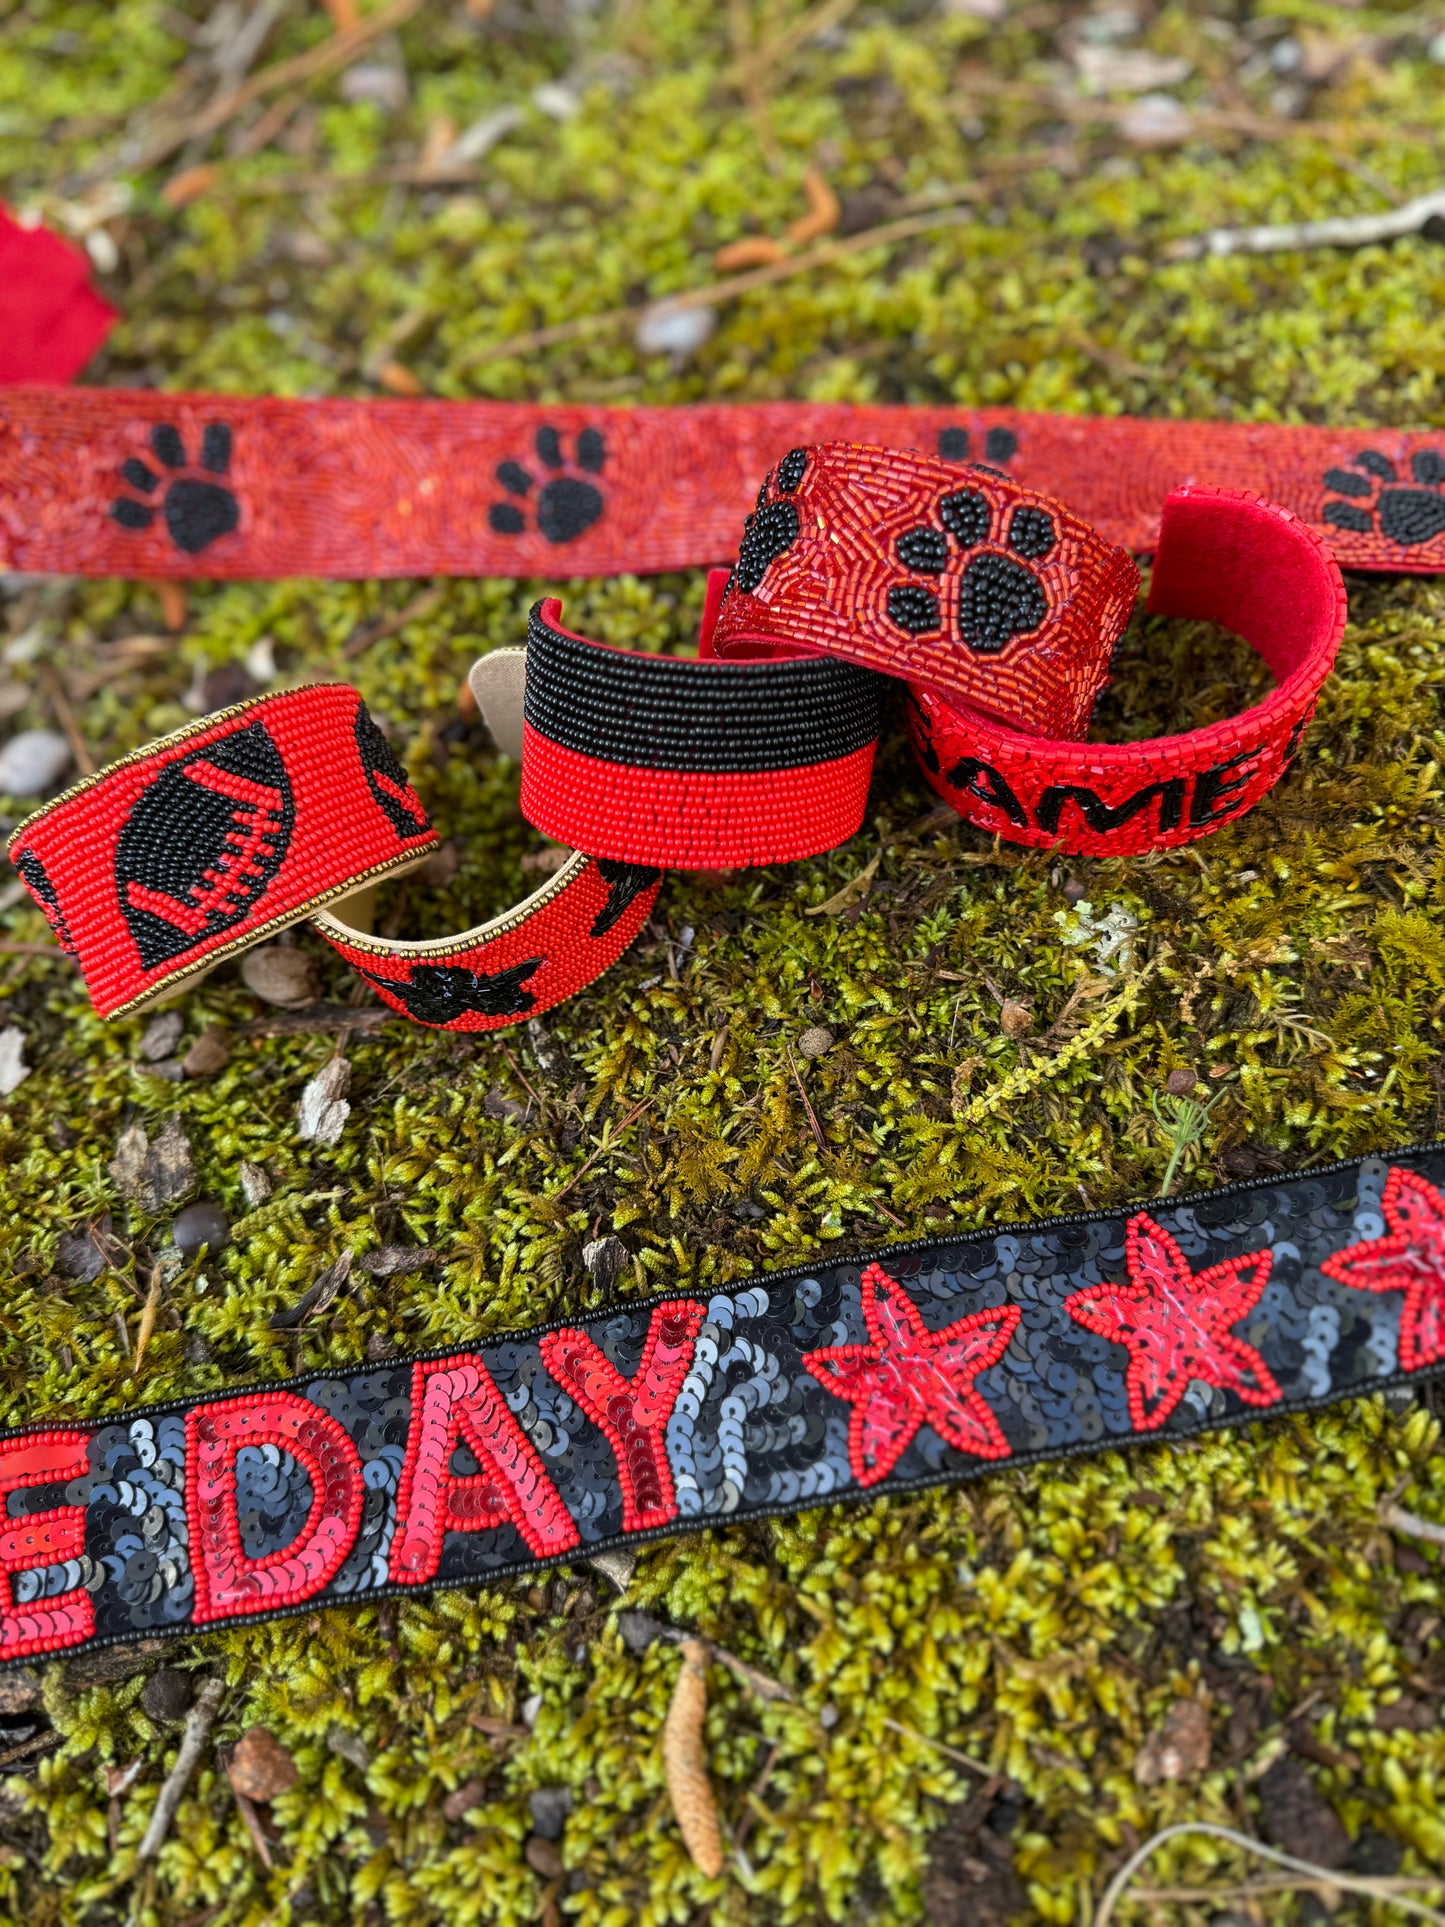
xmin=2 ymin=1144 xmax=1442 ymax=1666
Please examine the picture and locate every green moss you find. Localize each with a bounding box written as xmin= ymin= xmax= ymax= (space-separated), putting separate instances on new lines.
xmin=3 ymin=0 xmax=1445 ymax=1920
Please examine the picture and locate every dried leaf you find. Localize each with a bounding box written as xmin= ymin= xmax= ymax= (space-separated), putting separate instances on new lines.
xmin=226 ymin=1726 xmax=298 ymax=1803
xmin=109 ymin=1116 xmax=195 ymax=1211
xmin=662 ymin=1638 xmax=724 ymax=1877
xmin=1134 ymin=1697 xmax=1211 ymax=1785
xmin=805 ymin=849 xmax=881 ymax=916
xmin=269 ymin=1250 xmax=353 ymax=1330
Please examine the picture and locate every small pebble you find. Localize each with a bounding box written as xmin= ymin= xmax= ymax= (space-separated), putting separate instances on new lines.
xmin=1165 ymin=1067 xmax=1198 ymax=1096
xmin=173 ymin=1201 xmax=230 ymax=1257
xmin=199 ymin=661 xmax=257 ymax=713
xmin=1062 ymin=877 xmax=1088 ymax=904
xmin=520 ymin=1692 xmax=543 ymax=1728
xmin=635 ymin=300 xmax=717 ymax=360
xmin=0 ymin=728 xmax=70 ymax=797
xmin=528 ymin=1786 xmax=574 ymax=1841
xmin=139 ymin=1012 xmax=185 ymax=1062
xmin=797 ymin=1025 xmax=834 ymax=1059
xmin=618 ymin=1610 xmax=668 ymax=1654
xmin=182 ymin=1025 xmax=232 ymax=1077
xmin=999 ymin=999 xmax=1032 ymax=1038
xmin=241 ymin=946 xmax=319 ymax=1009
xmin=141 ymin=1667 xmax=194 ymax=1723
xmin=226 ymin=1726 xmax=299 ymax=1802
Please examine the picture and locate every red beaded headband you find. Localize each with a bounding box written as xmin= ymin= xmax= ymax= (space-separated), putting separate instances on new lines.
xmin=3 ymin=386 xmax=1444 ymax=578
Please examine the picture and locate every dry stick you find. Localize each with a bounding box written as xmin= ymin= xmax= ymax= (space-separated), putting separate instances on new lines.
xmin=39 ymin=663 xmax=96 ymax=777
xmin=132 ymin=1266 xmax=163 ymax=1374
xmin=341 ymin=584 xmax=446 ymax=661
xmin=0 ymin=940 xmax=67 ymax=959
xmin=1380 ymin=1499 xmax=1445 ymax=1546
xmin=549 ymin=1092 xmax=655 ymax=1205
xmin=137 ymin=1677 xmax=226 ymax=1861
xmin=786 ymin=1045 xmax=827 ymax=1153
xmin=1093 ymin=1821 xmax=1445 ymax=1927
xmin=1168 ymin=183 xmax=1445 ymax=260
xmin=461 ymin=202 xmax=977 ymax=367
xmin=118 ymin=0 xmax=429 ymax=177
xmin=879 ymin=1716 xmax=993 ymax=1780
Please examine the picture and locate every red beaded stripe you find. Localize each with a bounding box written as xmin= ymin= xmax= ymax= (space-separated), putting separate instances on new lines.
xmin=4 ymin=388 xmax=1445 ymax=578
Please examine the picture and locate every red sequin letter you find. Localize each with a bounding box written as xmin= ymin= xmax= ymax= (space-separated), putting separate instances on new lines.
xmin=391 ymin=1356 xmax=580 ymax=1584
xmin=0 ymin=1430 xmax=93 ymax=1660
xmin=538 ymin=1300 xmax=705 ymax=1531
xmin=186 ymin=1393 xmax=364 ymax=1624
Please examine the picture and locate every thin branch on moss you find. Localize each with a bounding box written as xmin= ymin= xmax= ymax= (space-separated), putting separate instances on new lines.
xmin=1167 ymin=186 xmax=1445 ymax=261
xmin=1094 ymin=1821 xmax=1445 ymax=1927
xmin=880 ymin=1717 xmax=993 ymax=1778
xmin=460 ymin=203 xmax=979 ymax=366
xmin=786 ymin=1046 xmax=826 ymax=1153
xmin=137 ymin=1677 xmax=226 ymax=1861
xmin=549 ymin=1091 xmax=655 ymax=1204
xmin=1380 ymin=1500 xmax=1445 ymax=1546
xmin=111 ymin=0 xmax=430 ymax=179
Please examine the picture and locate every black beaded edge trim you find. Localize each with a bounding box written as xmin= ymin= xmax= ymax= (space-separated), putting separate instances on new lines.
xmin=523 ymin=602 xmax=883 ymax=773
xmin=4 ymin=1139 xmax=1442 ymax=1666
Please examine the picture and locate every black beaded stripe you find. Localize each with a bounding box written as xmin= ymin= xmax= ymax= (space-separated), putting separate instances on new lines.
xmin=7 ymin=1142 xmax=1445 ymax=1665
xmin=523 ymin=602 xmax=882 ymax=773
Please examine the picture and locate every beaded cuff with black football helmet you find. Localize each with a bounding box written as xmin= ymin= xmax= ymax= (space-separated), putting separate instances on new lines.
xmin=8 ymin=685 xmax=438 ymax=1019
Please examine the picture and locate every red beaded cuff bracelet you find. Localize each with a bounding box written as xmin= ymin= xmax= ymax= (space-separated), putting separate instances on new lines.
xmin=908 ymin=486 xmax=1346 ymax=855
xmin=8 ymin=685 xmax=439 ymax=1019
xmin=709 ymin=442 xmax=1140 ymax=740
xmin=516 ymin=581 xmax=884 ymax=869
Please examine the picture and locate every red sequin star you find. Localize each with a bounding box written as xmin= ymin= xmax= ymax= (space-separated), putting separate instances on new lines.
xmin=1320 ymin=1165 xmax=1445 ymax=1373
xmin=1064 ymin=1213 xmax=1281 ymax=1432
xmin=802 ymin=1262 xmax=1019 ymax=1486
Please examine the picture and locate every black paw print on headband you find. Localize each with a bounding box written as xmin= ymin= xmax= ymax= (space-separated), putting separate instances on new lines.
xmin=732 ymin=447 xmax=808 ymax=592
xmin=110 ymin=423 xmax=241 ymax=554
xmin=937 ymin=424 xmax=1019 ymax=470
xmin=1322 ymin=448 xmax=1445 ymax=546
xmin=887 ymin=486 xmax=1054 ymax=652
xmin=489 ymin=426 xmax=606 ymax=544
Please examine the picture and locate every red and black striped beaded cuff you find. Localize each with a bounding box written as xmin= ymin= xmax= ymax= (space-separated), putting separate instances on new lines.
xmin=8 ymin=685 xmax=439 ymax=1019
xmin=1 ymin=1143 xmax=1441 ymax=1664
xmin=518 ymin=584 xmax=884 ymax=868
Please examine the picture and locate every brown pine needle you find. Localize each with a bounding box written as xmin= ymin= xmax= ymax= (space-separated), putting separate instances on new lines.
xmin=132 ymin=1266 xmax=163 ymax=1373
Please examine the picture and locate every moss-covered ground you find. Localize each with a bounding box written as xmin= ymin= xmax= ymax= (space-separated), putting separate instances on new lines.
xmin=5 ymin=0 xmax=1445 ymax=1920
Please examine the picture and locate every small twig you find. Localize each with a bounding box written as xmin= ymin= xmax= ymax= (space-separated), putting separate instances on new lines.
xmin=137 ymin=1678 xmax=226 ymax=1861
xmin=238 ymin=1002 xmax=392 ymax=1038
xmin=550 ymin=1092 xmax=655 ymax=1205
xmin=497 ymin=1044 xmax=549 ymax=1125
xmin=231 ymin=1785 xmax=275 ymax=1869
xmin=786 ymin=1046 xmax=826 ymax=1153
xmin=880 ymin=1717 xmax=993 ymax=1779
xmin=704 ymin=1641 xmax=792 ymax=1704
xmin=462 ymin=203 xmax=976 ymax=367
xmin=0 ymin=940 xmax=68 ymax=959
xmin=341 ymin=585 xmax=446 ymax=661
xmin=1168 ymin=185 xmax=1445 ymax=261
xmin=1094 ymin=1821 xmax=1445 ymax=1927
xmin=0 ymin=1729 xmax=61 ymax=1768
xmin=805 ymin=848 xmax=881 ymax=917
xmin=132 ymin=1265 xmax=163 ymax=1373
xmin=733 ymin=1740 xmax=783 ymax=1852
xmin=39 ymin=664 xmax=96 ymax=776
xmin=114 ymin=0 xmax=429 ymax=178
xmin=1381 ymin=1500 xmax=1445 ymax=1547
